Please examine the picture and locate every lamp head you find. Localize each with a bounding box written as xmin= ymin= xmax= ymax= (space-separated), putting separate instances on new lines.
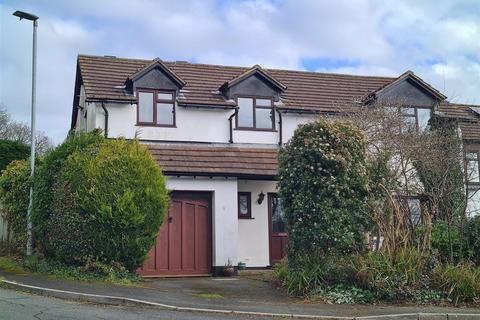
xmin=13 ymin=11 xmax=38 ymax=21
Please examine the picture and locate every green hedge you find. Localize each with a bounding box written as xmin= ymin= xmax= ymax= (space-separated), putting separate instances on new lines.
xmin=464 ymin=216 xmax=480 ymax=266
xmin=0 ymin=160 xmax=30 ymax=252
xmin=32 ymin=131 xmax=104 ymax=248
xmin=48 ymin=138 xmax=169 ymax=271
xmin=0 ymin=140 xmax=29 ymax=172
xmin=278 ymin=118 xmax=371 ymax=260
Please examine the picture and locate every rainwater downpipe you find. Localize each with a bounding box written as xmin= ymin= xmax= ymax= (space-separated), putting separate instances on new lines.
xmin=101 ymin=101 xmax=109 ymax=138
xmin=228 ymin=107 xmax=239 ymax=143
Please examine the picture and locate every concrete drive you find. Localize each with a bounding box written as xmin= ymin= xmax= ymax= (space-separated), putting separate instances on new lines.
xmin=1 ymin=269 xmax=480 ymax=319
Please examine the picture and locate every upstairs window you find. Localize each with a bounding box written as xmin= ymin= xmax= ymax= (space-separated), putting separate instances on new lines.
xmin=466 ymin=152 xmax=480 ymax=183
xmin=137 ymin=89 xmax=175 ymax=127
xmin=400 ymin=107 xmax=431 ymax=131
xmin=236 ymin=97 xmax=274 ymax=130
xmin=387 ymin=106 xmax=431 ymax=132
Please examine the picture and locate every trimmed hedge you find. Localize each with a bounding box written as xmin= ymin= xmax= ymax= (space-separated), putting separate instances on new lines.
xmin=278 ymin=118 xmax=371 ymax=260
xmin=48 ymin=138 xmax=169 ymax=271
xmin=0 ymin=160 xmax=30 ymax=252
xmin=32 ymin=131 xmax=104 ymax=248
xmin=0 ymin=140 xmax=29 ymax=172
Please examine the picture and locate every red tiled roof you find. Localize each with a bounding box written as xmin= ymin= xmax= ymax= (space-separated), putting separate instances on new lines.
xmin=77 ymin=54 xmax=394 ymax=112
xmin=147 ymin=144 xmax=278 ymax=178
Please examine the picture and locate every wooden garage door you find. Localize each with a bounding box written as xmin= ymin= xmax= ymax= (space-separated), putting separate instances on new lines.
xmin=138 ymin=192 xmax=212 ymax=276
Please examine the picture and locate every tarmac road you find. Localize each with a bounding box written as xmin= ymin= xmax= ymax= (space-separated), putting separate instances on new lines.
xmin=0 ymin=287 xmax=285 ymax=320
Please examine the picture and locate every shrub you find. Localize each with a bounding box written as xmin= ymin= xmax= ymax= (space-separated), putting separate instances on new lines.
xmin=309 ymin=284 xmax=375 ymax=304
xmin=463 ymin=216 xmax=480 ymax=266
xmin=278 ymin=118 xmax=371 ymax=260
xmin=48 ymin=138 xmax=169 ymax=271
xmin=275 ymin=254 xmax=356 ymax=296
xmin=32 ymin=131 xmax=104 ymax=249
xmin=431 ymin=220 xmax=462 ymax=263
xmin=432 ymin=262 xmax=480 ymax=304
xmin=0 ymin=160 xmax=31 ymax=253
xmin=351 ymin=249 xmax=433 ymax=301
xmin=22 ymin=254 xmax=140 ymax=285
xmin=0 ymin=140 xmax=29 ymax=173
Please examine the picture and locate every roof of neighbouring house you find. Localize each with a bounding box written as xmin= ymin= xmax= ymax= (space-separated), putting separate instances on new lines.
xmin=147 ymin=143 xmax=278 ymax=179
xmin=75 ymin=54 xmax=395 ymax=112
xmin=439 ymin=102 xmax=480 ymax=141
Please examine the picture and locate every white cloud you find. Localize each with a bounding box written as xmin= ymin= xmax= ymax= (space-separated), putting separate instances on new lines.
xmin=1 ymin=0 xmax=479 ymax=144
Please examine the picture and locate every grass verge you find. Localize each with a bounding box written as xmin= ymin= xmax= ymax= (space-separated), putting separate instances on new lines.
xmin=0 ymin=255 xmax=142 ymax=287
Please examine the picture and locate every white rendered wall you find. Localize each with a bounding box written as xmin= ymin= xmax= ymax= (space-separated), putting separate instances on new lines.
xmin=237 ymin=179 xmax=278 ymax=267
xmin=89 ymin=102 xmax=319 ymax=144
xmin=86 ymin=102 xmax=97 ymax=132
xmin=166 ymin=177 xmax=239 ymax=267
xmin=281 ymin=113 xmax=317 ymax=144
xmin=96 ymin=102 xmax=232 ymax=142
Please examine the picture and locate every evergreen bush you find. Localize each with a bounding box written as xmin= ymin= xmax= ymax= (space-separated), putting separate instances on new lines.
xmin=48 ymin=138 xmax=169 ymax=271
xmin=278 ymin=118 xmax=371 ymax=260
xmin=0 ymin=140 xmax=29 ymax=172
xmin=0 ymin=160 xmax=30 ymax=252
xmin=32 ymin=131 xmax=104 ymax=248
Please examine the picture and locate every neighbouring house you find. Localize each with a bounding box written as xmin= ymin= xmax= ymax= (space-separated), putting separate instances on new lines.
xmin=70 ymin=54 xmax=480 ymax=276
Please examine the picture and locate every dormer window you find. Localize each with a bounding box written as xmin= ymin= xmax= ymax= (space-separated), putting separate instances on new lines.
xmin=236 ymin=96 xmax=275 ymax=130
xmin=137 ymin=89 xmax=175 ymax=127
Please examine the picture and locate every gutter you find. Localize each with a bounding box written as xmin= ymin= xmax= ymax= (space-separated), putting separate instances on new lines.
xmin=228 ymin=108 xmax=239 ymax=143
xmin=277 ymin=109 xmax=283 ymax=146
xmin=100 ymin=102 xmax=109 ymax=138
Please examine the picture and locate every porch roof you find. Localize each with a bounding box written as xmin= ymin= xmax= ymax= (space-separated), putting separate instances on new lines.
xmin=147 ymin=143 xmax=278 ymax=179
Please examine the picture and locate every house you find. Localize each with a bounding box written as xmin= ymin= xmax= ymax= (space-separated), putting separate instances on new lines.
xmin=70 ymin=54 xmax=480 ymax=276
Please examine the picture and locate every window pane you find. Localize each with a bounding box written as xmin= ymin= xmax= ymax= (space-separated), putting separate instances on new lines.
xmin=271 ymin=196 xmax=286 ymax=233
xmin=256 ymin=98 xmax=271 ymax=107
xmin=156 ymin=103 xmax=174 ymax=125
xmin=238 ymin=98 xmax=254 ymax=127
xmin=256 ymin=108 xmax=273 ymax=129
xmin=467 ymin=189 xmax=480 ymax=217
xmin=238 ymin=194 xmax=250 ymax=216
xmin=157 ymin=93 xmax=173 ymax=100
xmin=467 ymin=152 xmax=478 ymax=160
xmin=417 ymin=108 xmax=430 ymax=131
xmin=403 ymin=115 xmax=416 ymax=130
xmin=138 ymin=92 xmax=153 ymax=123
xmin=467 ymin=160 xmax=480 ymax=182
xmin=407 ymin=198 xmax=421 ymax=225
xmin=402 ymin=107 xmax=415 ymax=116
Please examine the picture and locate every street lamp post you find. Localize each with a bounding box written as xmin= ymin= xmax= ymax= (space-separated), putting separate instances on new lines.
xmin=13 ymin=10 xmax=38 ymax=256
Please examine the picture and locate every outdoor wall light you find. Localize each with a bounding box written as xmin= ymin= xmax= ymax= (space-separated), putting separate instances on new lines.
xmin=257 ymin=192 xmax=265 ymax=204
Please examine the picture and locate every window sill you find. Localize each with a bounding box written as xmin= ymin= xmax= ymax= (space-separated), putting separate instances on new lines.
xmin=238 ymin=216 xmax=255 ymax=220
xmin=136 ymin=123 xmax=177 ymax=128
xmin=234 ymin=127 xmax=277 ymax=132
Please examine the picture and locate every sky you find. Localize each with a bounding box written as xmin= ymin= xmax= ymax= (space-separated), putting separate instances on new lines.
xmin=1 ymin=0 xmax=479 ymax=144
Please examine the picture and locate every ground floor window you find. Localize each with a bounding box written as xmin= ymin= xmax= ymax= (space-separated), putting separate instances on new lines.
xmin=238 ymin=192 xmax=252 ymax=219
xmin=467 ymin=188 xmax=480 ymax=217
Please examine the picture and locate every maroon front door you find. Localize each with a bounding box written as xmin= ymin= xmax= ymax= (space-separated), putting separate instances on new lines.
xmin=138 ymin=192 xmax=212 ymax=276
xmin=268 ymin=193 xmax=287 ymax=265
